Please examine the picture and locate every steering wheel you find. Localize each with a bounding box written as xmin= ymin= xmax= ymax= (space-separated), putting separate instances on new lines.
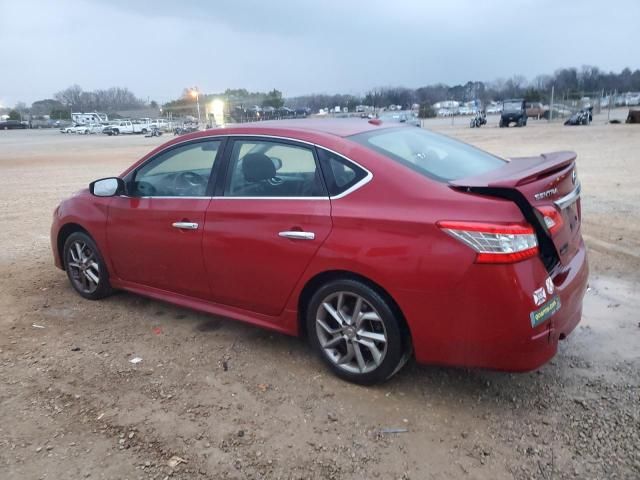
xmin=174 ymin=171 xmax=207 ymax=195
xmin=134 ymin=181 xmax=157 ymax=196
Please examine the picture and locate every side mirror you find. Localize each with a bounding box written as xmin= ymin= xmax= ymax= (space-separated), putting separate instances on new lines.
xmin=90 ymin=177 xmax=124 ymax=197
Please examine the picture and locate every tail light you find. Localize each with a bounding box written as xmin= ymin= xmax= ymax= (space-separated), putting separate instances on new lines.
xmin=437 ymin=221 xmax=539 ymax=264
xmin=536 ymin=206 xmax=564 ymax=235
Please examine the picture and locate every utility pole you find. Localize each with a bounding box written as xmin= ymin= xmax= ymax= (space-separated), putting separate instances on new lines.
xmin=549 ymin=85 xmax=554 ymax=122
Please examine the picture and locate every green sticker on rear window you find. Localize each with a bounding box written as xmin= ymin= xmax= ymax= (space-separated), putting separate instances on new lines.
xmin=530 ymin=296 xmax=561 ymax=328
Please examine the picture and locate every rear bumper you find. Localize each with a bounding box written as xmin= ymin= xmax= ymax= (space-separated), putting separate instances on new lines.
xmin=402 ymin=237 xmax=589 ymax=371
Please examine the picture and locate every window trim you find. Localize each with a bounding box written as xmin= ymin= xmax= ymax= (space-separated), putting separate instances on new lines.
xmin=315 ymin=147 xmax=372 ymax=200
xmin=123 ymin=137 xmax=227 ymax=198
xmin=221 ymin=136 xmax=328 ymax=199
xmin=121 ymin=134 xmax=373 ymax=200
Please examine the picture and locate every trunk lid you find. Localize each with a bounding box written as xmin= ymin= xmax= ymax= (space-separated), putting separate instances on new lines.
xmin=451 ymin=151 xmax=582 ymax=269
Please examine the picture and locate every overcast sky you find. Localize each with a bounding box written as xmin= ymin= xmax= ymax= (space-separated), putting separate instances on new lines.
xmin=1 ymin=0 xmax=638 ymax=107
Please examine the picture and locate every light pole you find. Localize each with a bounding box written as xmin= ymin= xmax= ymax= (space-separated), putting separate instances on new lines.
xmin=190 ymin=88 xmax=201 ymax=124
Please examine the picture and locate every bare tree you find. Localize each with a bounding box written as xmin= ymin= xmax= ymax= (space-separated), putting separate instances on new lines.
xmin=54 ymin=85 xmax=83 ymax=109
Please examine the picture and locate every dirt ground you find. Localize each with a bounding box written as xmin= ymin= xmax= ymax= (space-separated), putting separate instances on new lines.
xmin=1 ymin=114 xmax=638 ymax=480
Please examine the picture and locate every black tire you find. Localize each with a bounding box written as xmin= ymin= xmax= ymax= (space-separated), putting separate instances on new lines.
xmin=306 ymin=278 xmax=409 ymax=385
xmin=141 ymin=129 xmax=147 ymax=134
xmin=63 ymin=232 xmax=113 ymax=300
xmin=499 ymin=118 xmax=504 ymax=128
xmin=113 ymin=129 xmax=119 ymax=136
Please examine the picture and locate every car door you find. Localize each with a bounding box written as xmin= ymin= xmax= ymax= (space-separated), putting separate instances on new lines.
xmin=107 ymin=138 xmax=225 ymax=299
xmin=203 ymin=137 xmax=332 ymax=316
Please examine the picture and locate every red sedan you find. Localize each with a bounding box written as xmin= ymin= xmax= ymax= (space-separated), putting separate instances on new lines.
xmin=51 ymin=119 xmax=588 ymax=384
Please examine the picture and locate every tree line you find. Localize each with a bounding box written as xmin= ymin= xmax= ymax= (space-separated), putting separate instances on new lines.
xmin=7 ymin=65 xmax=639 ymax=121
xmin=7 ymin=85 xmax=151 ymax=120
xmin=286 ymin=66 xmax=640 ymax=112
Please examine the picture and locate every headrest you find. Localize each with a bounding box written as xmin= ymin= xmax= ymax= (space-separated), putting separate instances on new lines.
xmin=242 ymin=153 xmax=276 ymax=182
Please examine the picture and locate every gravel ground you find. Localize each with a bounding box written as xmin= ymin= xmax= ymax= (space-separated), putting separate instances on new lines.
xmin=0 ymin=114 xmax=638 ymax=479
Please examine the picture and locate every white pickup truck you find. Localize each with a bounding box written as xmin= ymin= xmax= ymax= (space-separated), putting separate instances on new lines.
xmin=103 ymin=120 xmax=151 ymax=136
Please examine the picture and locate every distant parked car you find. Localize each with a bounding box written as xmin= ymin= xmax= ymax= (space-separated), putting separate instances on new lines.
xmin=103 ymin=121 xmax=145 ymax=136
xmin=276 ymin=107 xmax=295 ymax=117
xmin=500 ymin=99 xmax=527 ymax=127
xmin=0 ymin=120 xmax=27 ymax=130
xmin=526 ymin=102 xmax=547 ymax=119
xmin=76 ymin=123 xmax=105 ymax=135
xmin=377 ymin=110 xmax=420 ymax=127
xmin=542 ymin=105 xmax=573 ymax=120
xmin=150 ymin=119 xmax=171 ymax=132
xmin=60 ymin=124 xmax=81 ymax=134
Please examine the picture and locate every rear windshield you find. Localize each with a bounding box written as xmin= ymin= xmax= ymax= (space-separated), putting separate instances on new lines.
xmin=350 ymin=127 xmax=505 ymax=182
xmin=503 ymin=101 xmax=522 ymax=112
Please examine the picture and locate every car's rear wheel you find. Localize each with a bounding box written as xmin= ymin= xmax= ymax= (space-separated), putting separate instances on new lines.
xmin=113 ymin=129 xmax=119 ymax=136
xmin=306 ymin=279 xmax=409 ymax=384
xmin=63 ymin=232 xmax=112 ymax=300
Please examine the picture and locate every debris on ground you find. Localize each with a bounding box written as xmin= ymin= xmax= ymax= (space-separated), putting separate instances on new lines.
xmin=167 ymin=455 xmax=187 ymax=468
xmin=380 ymin=428 xmax=408 ymax=434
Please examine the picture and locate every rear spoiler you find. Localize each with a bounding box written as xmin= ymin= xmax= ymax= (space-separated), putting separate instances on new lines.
xmin=450 ymin=151 xmax=576 ymax=189
xmin=447 ymin=151 xmax=577 ymax=273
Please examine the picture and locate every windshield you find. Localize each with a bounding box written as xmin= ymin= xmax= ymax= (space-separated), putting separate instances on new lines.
xmin=350 ymin=127 xmax=505 ymax=182
xmin=503 ymin=101 xmax=522 ymax=112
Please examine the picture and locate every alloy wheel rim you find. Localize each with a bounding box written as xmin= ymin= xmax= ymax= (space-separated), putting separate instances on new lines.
xmin=315 ymin=291 xmax=388 ymax=374
xmin=66 ymin=241 xmax=100 ymax=294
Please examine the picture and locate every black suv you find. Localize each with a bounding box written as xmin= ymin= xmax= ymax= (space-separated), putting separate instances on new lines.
xmin=0 ymin=120 xmax=27 ymax=130
xmin=499 ymin=99 xmax=527 ymax=127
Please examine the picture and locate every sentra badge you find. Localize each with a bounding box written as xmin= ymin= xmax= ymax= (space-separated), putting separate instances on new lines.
xmin=534 ymin=188 xmax=558 ymax=201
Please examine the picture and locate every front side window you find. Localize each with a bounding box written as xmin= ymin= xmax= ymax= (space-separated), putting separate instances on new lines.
xmin=131 ymin=140 xmax=221 ymax=196
xmin=350 ymin=127 xmax=505 ymax=182
xmin=225 ymin=140 xmax=326 ymax=197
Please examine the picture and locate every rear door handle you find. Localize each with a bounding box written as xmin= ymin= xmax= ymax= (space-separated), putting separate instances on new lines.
xmin=172 ymin=221 xmax=199 ymax=230
xmin=278 ymin=231 xmax=315 ymax=240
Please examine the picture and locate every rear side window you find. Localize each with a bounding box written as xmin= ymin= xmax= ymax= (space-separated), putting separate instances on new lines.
xmin=350 ymin=127 xmax=505 ymax=182
xmin=225 ymin=140 xmax=326 ymax=197
xmin=317 ymin=149 xmax=368 ymax=196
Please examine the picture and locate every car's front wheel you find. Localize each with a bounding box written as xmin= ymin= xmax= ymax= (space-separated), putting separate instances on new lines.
xmin=306 ymin=279 xmax=409 ymax=384
xmin=63 ymin=232 xmax=113 ymax=300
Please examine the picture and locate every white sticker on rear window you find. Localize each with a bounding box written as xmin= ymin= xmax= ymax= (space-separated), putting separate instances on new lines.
xmin=546 ymin=277 xmax=555 ymax=295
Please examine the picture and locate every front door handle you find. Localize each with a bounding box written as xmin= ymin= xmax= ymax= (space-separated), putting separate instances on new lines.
xmin=172 ymin=221 xmax=199 ymax=230
xmin=278 ymin=231 xmax=315 ymax=240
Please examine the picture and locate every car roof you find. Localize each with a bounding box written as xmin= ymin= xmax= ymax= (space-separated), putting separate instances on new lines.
xmin=205 ymin=118 xmax=394 ymax=138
